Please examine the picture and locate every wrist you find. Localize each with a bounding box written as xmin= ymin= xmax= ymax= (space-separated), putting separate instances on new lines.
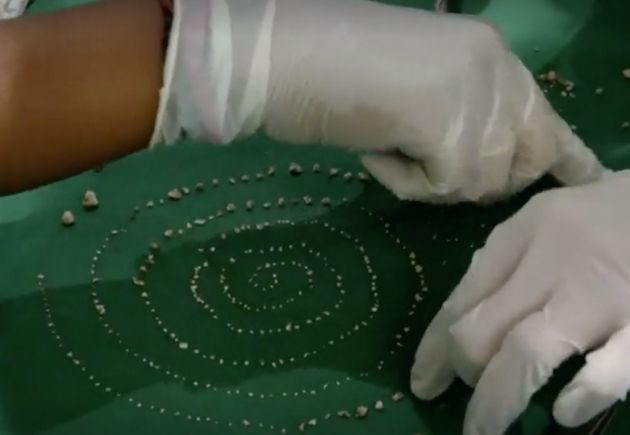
xmin=149 ymin=0 xmax=179 ymax=146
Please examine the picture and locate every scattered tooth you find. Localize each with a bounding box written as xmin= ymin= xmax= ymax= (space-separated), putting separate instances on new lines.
xmin=307 ymin=419 xmax=317 ymax=427
xmin=212 ymin=179 xmax=220 ymax=186
xmin=256 ymin=172 xmax=265 ymax=180
xmin=241 ymin=175 xmax=250 ymax=182
xmin=229 ymin=178 xmax=236 ymax=185
xmin=146 ymin=201 xmax=154 ymax=208
xmin=167 ymin=188 xmax=183 ymax=201
xmin=242 ymin=419 xmax=251 ymax=427
xmin=263 ymin=202 xmax=271 ymax=209
xmin=357 ymin=171 xmax=370 ymax=182
xmin=95 ymin=304 xmax=106 ymax=315
xmin=194 ymin=219 xmax=207 ymax=226
xmin=303 ymin=196 xmax=313 ymax=206
xmin=181 ymin=187 xmax=191 ymax=195
xmin=149 ymin=242 xmax=160 ymax=251
xmin=321 ymin=197 xmax=331 ymax=206
xmin=623 ymin=68 xmax=630 ymax=79
xmin=195 ymin=182 xmax=205 ymax=192
xmin=329 ymin=168 xmax=339 ymax=177
xmin=179 ymin=342 xmax=189 ymax=350
xmin=226 ymin=203 xmax=237 ymax=213
xmin=289 ymin=162 xmax=303 ymax=175
xmin=268 ymin=166 xmax=276 ymax=176
xmin=277 ymin=197 xmax=286 ymax=207
xmin=375 ymin=400 xmax=384 ymax=411
xmin=337 ymin=410 xmax=351 ymax=418
xmin=132 ymin=276 xmax=145 ymax=287
xmin=82 ymin=190 xmax=99 ymax=210
xmin=298 ymin=422 xmax=305 ymax=432
xmin=392 ymin=392 xmax=405 ymax=402
xmin=312 ymin=163 xmax=321 ymax=173
xmin=539 ymin=69 xmax=557 ymax=83
xmin=343 ymin=172 xmax=353 ymax=181
xmin=163 ymin=229 xmax=174 ymax=238
xmin=246 ymin=200 xmax=255 ymax=211
xmin=61 ymin=211 xmax=75 ymax=227
xmin=355 ymin=406 xmax=368 ymax=418
xmin=595 ymin=87 xmax=604 ymax=95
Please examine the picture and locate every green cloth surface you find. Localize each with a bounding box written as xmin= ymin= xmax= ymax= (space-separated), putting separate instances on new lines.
xmin=1 ymin=1 xmax=629 ymax=434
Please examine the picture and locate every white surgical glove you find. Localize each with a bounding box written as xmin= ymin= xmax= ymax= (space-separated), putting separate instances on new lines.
xmin=0 ymin=0 xmax=29 ymax=19
xmin=411 ymin=170 xmax=630 ymax=435
xmin=152 ymin=0 xmax=604 ymax=203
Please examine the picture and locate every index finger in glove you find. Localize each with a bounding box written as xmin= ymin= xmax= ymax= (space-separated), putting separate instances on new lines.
xmin=463 ymin=310 xmax=579 ymax=435
xmin=411 ymin=205 xmax=536 ymax=399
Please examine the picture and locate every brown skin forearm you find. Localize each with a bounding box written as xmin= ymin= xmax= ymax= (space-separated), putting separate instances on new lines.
xmin=0 ymin=0 xmax=165 ymax=194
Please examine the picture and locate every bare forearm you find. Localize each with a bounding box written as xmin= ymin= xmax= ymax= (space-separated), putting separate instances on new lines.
xmin=0 ymin=0 xmax=166 ymax=194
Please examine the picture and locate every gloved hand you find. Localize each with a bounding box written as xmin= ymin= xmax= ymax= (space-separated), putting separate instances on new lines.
xmin=411 ymin=170 xmax=630 ymax=435
xmin=152 ymin=0 xmax=604 ymax=203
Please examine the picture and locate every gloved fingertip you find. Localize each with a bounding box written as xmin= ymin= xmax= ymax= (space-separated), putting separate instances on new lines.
xmin=360 ymin=154 xmax=405 ymax=197
xmin=360 ymin=153 xmax=394 ymax=171
xmin=551 ymin=140 xmax=606 ymax=187
xmin=447 ymin=312 xmax=488 ymax=388
xmin=462 ymin=421 xmax=483 ymax=435
xmin=360 ymin=154 xmax=400 ymax=181
xmin=553 ymin=386 xmax=586 ymax=428
xmin=462 ymin=405 xmax=493 ymax=435
xmin=410 ymin=360 xmax=454 ymax=400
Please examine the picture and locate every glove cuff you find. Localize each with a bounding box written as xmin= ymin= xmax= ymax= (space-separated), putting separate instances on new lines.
xmin=150 ymin=0 xmax=276 ymax=148
xmin=149 ymin=0 xmax=182 ymax=147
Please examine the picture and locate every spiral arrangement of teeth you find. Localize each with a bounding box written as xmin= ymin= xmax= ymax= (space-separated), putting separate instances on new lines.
xmin=37 ymin=163 xmax=426 ymax=433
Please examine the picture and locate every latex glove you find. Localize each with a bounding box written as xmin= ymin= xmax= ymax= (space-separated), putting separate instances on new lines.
xmin=152 ymin=0 xmax=604 ymax=203
xmin=0 ymin=0 xmax=29 ymax=19
xmin=411 ymin=170 xmax=630 ymax=434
